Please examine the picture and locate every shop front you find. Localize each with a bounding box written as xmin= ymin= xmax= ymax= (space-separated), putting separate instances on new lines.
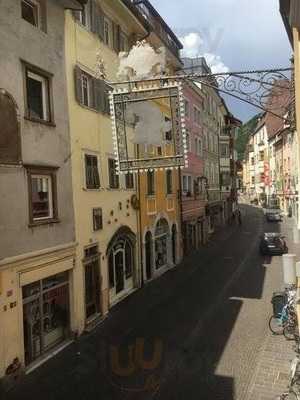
xmin=107 ymin=226 xmax=136 ymax=306
xmin=22 ymin=271 xmax=70 ymax=366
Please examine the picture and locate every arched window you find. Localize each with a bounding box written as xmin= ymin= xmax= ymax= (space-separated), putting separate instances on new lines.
xmin=107 ymin=227 xmax=135 ymax=295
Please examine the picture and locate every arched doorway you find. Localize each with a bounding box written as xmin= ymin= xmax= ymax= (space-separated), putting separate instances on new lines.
xmin=145 ymin=231 xmax=153 ymax=281
xmin=171 ymin=224 xmax=177 ymax=264
xmin=107 ymin=227 xmax=136 ymax=303
xmin=154 ymin=218 xmax=170 ymax=270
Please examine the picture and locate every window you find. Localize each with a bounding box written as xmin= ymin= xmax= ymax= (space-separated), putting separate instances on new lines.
xmin=93 ymin=208 xmax=103 ymax=231
xmin=251 ymin=176 xmax=255 ymax=184
xmin=75 ymin=66 xmax=110 ymax=114
xmin=182 ymin=175 xmax=192 ymax=195
xmin=193 ymin=106 xmax=201 ymax=125
xmin=104 ymin=18 xmax=111 ymax=47
xmin=85 ymin=154 xmax=100 ymax=189
xmin=185 ymin=131 xmax=191 ymax=151
xmin=195 ymin=137 xmax=202 ymax=156
xmin=184 ymin=100 xmax=189 ymax=118
xmin=260 ymin=173 xmax=265 ymax=183
xmin=220 ymin=143 xmax=229 ymax=158
xmin=108 ymin=158 xmax=119 ymax=189
xmin=166 ymin=170 xmax=173 ymax=194
xmin=147 ymin=170 xmax=155 ymax=195
xmin=259 ymin=151 xmax=264 ymax=161
xmin=251 ymin=157 xmax=255 ymax=165
xmin=165 ymin=117 xmax=172 ymax=141
xmin=27 ymin=167 xmax=58 ymax=224
xmin=21 ymin=0 xmax=39 ymax=27
xmin=81 ymin=73 xmax=92 ymax=107
xmin=25 ymin=68 xmax=51 ymax=122
xmin=120 ymin=32 xmax=128 ymax=52
xmin=125 ymin=172 xmax=134 ymax=189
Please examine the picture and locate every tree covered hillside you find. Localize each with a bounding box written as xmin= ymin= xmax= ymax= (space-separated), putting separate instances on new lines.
xmin=236 ymin=113 xmax=263 ymax=160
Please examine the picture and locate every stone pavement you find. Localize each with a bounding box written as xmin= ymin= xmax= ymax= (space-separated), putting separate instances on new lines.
xmin=246 ymin=333 xmax=295 ymax=400
xmin=246 ymin=215 xmax=299 ymax=400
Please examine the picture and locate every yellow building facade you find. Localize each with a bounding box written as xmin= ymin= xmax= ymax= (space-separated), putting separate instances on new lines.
xmin=64 ymin=1 xmax=149 ymax=333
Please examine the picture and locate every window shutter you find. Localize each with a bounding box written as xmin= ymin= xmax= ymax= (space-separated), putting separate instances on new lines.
xmin=90 ymin=0 xmax=97 ymax=34
xmin=97 ymin=4 xmax=105 ymax=41
xmin=104 ymin=84 xmax=111 ymax=114
xmin=74 ymin=66 xmax=83 ymax=105
xmin=113 ymin=22 xmax=121 ymax=53
xmin=93 ymin=78 xmax=110 ymax=114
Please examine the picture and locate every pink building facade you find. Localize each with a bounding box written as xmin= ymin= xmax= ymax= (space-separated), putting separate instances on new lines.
xmin=181 ymin=83 xmax=209 ymax=254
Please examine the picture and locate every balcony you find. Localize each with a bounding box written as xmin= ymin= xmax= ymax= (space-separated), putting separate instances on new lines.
xmin=129 ymin=0 xmax=182 ymax=61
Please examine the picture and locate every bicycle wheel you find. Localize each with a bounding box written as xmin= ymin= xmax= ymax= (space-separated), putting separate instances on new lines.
xmin=284 ymin=324 xmax=297 ymax=341
xmin=269 ymin=315 xmax=284 ymax=335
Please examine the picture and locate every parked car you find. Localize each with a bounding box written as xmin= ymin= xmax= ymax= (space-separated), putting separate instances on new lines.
xmin=265 ymin=211 xmax=282 ymax=222
xmin=259 ymin=233 xmax=288 ymax=256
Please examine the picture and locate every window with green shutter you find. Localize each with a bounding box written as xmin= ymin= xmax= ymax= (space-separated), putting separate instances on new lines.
xmin=85 ymin=154 xmax=100 ymax=189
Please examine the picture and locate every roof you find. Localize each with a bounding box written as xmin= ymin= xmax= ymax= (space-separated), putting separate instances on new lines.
xmin=134 ymin=0 xmax=183 ymax=49
xmin=264 ymin=79 xmax=292 ymax=140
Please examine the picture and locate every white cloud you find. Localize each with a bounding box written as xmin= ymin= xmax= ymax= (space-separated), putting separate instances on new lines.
xmin=179 ymin=32 xmax=229 ymax=74
xmin=179 ymin=32 xmax=203 ymax=58
xmin=203 ymin=52 xmax=229 ymax=74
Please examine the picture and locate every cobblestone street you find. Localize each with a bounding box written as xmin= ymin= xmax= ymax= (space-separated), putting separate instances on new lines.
xmin=2 ymin=205 xmax=295 ymax=400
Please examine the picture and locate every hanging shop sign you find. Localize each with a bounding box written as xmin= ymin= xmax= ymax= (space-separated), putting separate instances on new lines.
xmin=109 ymin=81 xmax=187 ymax=173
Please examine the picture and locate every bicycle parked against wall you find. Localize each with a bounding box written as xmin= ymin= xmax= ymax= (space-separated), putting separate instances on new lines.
xmin=269 ymin=289 xmax=297 ymax=339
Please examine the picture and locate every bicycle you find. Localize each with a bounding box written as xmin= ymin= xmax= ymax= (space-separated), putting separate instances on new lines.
xmin=269 ymin=290 xmax=297 ymax=336
xmin=276 ymin=355 xmax=300 ymax=399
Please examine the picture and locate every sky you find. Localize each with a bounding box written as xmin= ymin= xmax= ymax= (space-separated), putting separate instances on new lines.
xmin=150 ymin=0 xmax=292 ymax=122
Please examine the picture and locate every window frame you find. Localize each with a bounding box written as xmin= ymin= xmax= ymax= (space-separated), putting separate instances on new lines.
xmin=26 ymin=166 xmax=59 ymax=226
xmin=93 ymin=208 xmax=103 ymax=231
xmin=23 ymin=62 xmax=54 ymax=125
xmin=84 ymin=153 xmax=101 ymax=190
xmin=147 ymin=170 xmax=155 ymax=196
xmin=104 ymin=17 xmax=112 ymax=47
xmin=166 ymin=169 xmax=173 ymax=195
xmin=21 ymin=0 xmax=40 ymax=28
xmin=125 ymin=171 xmax=134 ymax=189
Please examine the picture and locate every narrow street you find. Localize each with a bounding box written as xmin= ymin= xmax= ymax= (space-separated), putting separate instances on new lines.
xmin=3 ymin=204 xmax=287 ymax=400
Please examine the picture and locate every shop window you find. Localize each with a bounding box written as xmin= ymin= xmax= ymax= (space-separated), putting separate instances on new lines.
xmin=93 ymin=208 xmax=103 ymax=231
xmin=27 ymin=167 xmax=58 ymax=224
xmin=24 ymin=66 xmax=52 ymax=123
xmin=155 ymin=219 xmax=169 ymax=269
xmin=22 ymin=271 xmax=69 ymax=366
xmin=147 ymin=170 xmax=155 ymax=195
xmin=108 ymin=235 xmax=135 ymax=293
xmin=85 ymin=154 xmax=100 ymax=189
xmin=166 ymin=170 xmax=173 ymax=194
xmin=108 ymin=158 xmax=119 ymax=189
